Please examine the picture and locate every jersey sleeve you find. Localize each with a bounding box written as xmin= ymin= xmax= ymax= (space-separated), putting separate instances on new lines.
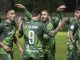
xmin=23 ymin=8 xmax=32 ymax=20
xmin=69 ymin=23 xmax=75 ymax=32
xmin=54 ymin=11 xmax=63 ymax=27
xmin=51 ymin=19 xmax=58 ymax=29
xmin=0 ymin=23 xmax=5 ymax=41
xmin=56 ymin=11 xmax=63 ymax=20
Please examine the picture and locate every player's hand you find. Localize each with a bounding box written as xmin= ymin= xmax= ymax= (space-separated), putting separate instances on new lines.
xmin=3 ymin=45 xmax=11 ymax=52
xmin=15 ymin=4 xmax=25 ymax=9
xmin=57 ymin=5 xmax=66 ymax=11
xmin=58 ymin=20 xmax=65 ymax=28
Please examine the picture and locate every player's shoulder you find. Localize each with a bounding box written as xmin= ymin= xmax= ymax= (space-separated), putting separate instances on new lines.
xmin=4 ymin=22 xmax=10 ymax=27
xmin=38 ymin=21 xmax=46 ymax=28
xmin=70 ymin=18 xmax=76 ymax=25
xmin=0 ymin=20 xmax=5 ymax=27
xmin=69 ymin=18 xmax=78 ymax=30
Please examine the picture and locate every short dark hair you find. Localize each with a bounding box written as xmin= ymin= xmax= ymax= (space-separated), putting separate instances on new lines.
xmin=75 ymin=7 xmax=80 ymax=12
xmin=32 ymin=9 xmax=41 ymax=17
xmin=5 ymin=8 xmax=15 ymax=14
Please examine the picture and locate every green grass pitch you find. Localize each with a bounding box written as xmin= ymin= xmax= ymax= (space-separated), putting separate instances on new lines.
xmin=13 ymin=32 xmax=67 ymax=60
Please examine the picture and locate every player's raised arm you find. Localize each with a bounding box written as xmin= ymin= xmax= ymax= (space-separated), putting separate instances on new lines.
xmin=57 ymin=5 xmax=66 ymax=19
xmin=15 ymin=4 xmax=32 ymax=20
xmin=54 ymin=5 xmax=66 ymax=27
xmin=49 ymin=20 xmax=65 ymax=36
xmin=43 ymin=19 xmax=66 ymax=37
xmin=57 ymin=5 xmax=66 ymax=12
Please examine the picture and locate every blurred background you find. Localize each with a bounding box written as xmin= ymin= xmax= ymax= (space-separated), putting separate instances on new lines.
xmin=0 ymin=0 xmax=80 ymax=12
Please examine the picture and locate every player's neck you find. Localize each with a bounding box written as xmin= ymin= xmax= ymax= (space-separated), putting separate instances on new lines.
xmin=6 ymin=19 xmax=12 ymax=24
xmin=75 ymin=17 xmax=80 ymax=20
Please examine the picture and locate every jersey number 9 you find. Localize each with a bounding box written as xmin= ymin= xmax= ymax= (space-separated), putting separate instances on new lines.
xmin=28 ymin=30 xmax=34 ymax=44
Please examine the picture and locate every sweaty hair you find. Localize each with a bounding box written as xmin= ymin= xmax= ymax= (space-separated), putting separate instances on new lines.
xmin=32 ymin=9 xmax=41 ymax=17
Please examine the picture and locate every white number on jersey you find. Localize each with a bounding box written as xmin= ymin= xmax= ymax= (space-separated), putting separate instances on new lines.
xmin=28 ymin=30 xmax=34 ymax=44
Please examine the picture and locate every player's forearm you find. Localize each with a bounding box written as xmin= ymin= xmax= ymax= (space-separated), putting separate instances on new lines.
xmin=0 ymin=41 xmax=3 ymax=47
xmin=69 ymin=31 xmax=78 ymax=50
xmin=69 ymin=31 xmax=75 ymax=42
xmin=14 ymin=37 xmax=22 ymax=49
xmin=48 ymin=25 xmax=61 ymax=36
xmin=15 ymin=41 xmax=22 ymax=49
xmin=0 ymin=41 xmax=12 ymax=52
xmin=0 ymin=41 xmax=6 ymax=48
xmin=14 ymin=39 xmax=23 ymax=53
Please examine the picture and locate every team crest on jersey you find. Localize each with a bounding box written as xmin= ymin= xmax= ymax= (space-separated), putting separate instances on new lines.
xmin=70 ymin=25 xmax=74 ymax=29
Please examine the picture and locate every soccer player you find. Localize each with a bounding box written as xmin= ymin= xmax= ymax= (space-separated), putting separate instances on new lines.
xmin=0 ymin=9 xmax=23 ymax=60
xmin=18 ymin=8 xmax=66 ymax=60
xmin=68 ymin=7 xmax=80 ymax=60
xmin=41 ymin=5 xmax=66 ymax=60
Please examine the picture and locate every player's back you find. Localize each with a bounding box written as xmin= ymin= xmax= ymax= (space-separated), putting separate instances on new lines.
xmin=23 ymin=20 xmax=44 ymax=49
